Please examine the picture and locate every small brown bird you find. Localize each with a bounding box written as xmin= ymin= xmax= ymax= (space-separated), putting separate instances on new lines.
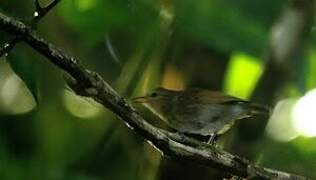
xmin=132 ymin=88 xmax=270 ymax=143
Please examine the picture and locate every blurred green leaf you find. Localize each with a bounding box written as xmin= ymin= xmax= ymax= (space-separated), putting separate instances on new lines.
xmin=6 ymin=45 xmax=39 ymax=104
xmin=174 ymin=0 xmax=285 ymax=56
xmin=58 ymin=0 xmax=158 ymax=46
xmin=224 ymin=52 xmax=263 ymax=99
xmin=260 ymin=138 xmax=316 ymax=179
xmin=306 ymin=51 xmax=316 ymax=90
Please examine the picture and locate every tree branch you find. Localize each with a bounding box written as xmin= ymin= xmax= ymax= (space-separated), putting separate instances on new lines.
xmin=0 ymin=12 xmax=309 ymax=180
xmin=0 ymin=0 xmax=61 ymax=57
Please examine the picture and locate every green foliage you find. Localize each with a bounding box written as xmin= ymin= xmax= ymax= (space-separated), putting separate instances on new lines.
xmin=306 ymin=51 xmax=316 ymax=90
xmin=0 ymin=0 xmax=315 ymax=179
xmin=59 ymin=0 xmax=158 ymax=46
xmin=6 ymin=45 xmax=39 ymax=104
xmin=224 ymin=52 xmax=262 ymax=99
xmin=174 ymin=0 xmax=285 ymax=56
xmin=260 ymin=138 xmax=316 ymax=179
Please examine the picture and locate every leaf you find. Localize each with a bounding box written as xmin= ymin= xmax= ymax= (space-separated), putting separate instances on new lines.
xmin=175 ymin=0 xmax=286 ymax=56
xmin=6 ymin=45 xmax=39 ymax=104
xmin=58 ymin=0 xmax=158 ymax=46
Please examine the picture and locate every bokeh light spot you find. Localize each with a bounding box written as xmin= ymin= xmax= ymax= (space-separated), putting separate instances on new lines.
xmin=63 ymin=90 xmax=102 ymax=118
xmin=75 ymin=0 xmax=97 ymax=12
xmin=292 ymin=89 xmax=316 ymax=137
xmin=0 ymin=74 xmax=36 ymax=114
xmin=224 ymin=52 xmax=263 ymax=99
xmin=161 ymin=65 xmax=184 ymax=91
xmin=265 ymin=99 xmax=299 ymax=142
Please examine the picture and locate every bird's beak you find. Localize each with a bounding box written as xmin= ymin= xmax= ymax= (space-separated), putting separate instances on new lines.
xmin=131 ymin=96 xmax=149 ymax=103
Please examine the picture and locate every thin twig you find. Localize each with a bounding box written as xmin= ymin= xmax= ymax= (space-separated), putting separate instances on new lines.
xmin=0 ymin=12 xmax=309 ymax=180
xmin=0 ymin=0 xmax=61 ymax=57
xmin=32 ymin=0 xmax=62 ymax=24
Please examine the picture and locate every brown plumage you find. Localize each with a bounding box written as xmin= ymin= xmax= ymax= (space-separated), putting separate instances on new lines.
xmin=132 ymin=88 xmax=270 ymax=141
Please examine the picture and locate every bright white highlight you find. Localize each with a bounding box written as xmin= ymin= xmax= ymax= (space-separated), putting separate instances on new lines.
xmin=265 ymin=99 xmax=299 ymax=142
xmin=33 ymin=11 xmax=39 ymax=17
xmin=292 ymin=89 xmax=316 ymax=137
xmin=0 ymin=74 xmax=36 ymax=114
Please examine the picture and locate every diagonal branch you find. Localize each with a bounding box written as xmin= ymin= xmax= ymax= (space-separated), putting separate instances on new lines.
xmin=0 ymin=12 xmax=309 ymax=180
xmin=0 ymin=0 xmax=61 ymax=57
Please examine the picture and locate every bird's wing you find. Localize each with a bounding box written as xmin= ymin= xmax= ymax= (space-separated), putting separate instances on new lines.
xmin=200 ymin=91 xmax=247 ymax=104
xmin=177 ymin=89 xmax=247 ymax=105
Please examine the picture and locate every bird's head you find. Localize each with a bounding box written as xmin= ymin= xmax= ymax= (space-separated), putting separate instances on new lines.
xmin=131 ymin=88 xmax=179 ymax=121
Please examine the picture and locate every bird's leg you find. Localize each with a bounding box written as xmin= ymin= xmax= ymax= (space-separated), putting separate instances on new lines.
xmin=207 ymin=133 xmax=218 ymax=145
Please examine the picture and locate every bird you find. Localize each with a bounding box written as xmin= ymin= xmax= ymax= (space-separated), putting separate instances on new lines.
xmin=132 ymin=87 xmax=270 ymax=144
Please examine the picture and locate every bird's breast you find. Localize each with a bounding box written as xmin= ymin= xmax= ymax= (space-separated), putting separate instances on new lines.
xmin=168 ymin=103 xmax=248 ymax=135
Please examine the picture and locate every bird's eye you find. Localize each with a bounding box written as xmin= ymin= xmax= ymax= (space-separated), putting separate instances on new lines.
xmin=150 ymin=92 xmax=158 ymax=98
